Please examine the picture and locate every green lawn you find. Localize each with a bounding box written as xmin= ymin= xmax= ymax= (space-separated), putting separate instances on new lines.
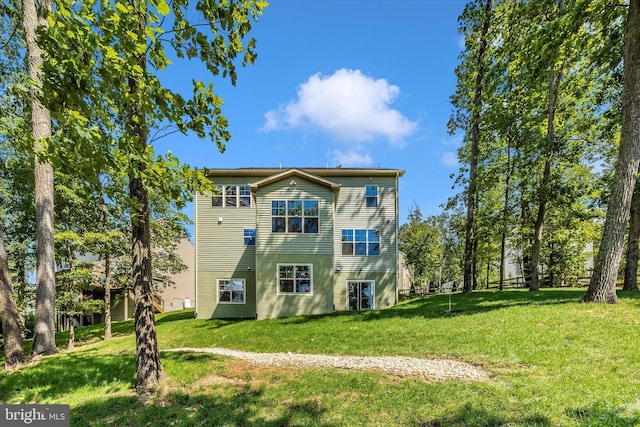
xmin=2 ymin=288 xmax=640 ymax=426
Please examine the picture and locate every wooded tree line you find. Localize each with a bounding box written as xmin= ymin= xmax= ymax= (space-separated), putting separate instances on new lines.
xmin=0 ymin=0 xmax=266 ymax=394
xmin=401 ymin=0 xmax=640 ymax=302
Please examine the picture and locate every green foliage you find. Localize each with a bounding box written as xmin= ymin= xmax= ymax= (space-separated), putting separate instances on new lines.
xmin=56 ymin=261 xmax=105 ymax=318
xmin=400 ymin=205 xmax=463 ymax=288
xmin=400 ymin=205 xmax=441 ymax=287
xmin=449 ymin=0 xmax=623 ymax=287
xmin=38 ymin=0 xmax=266 ymax=200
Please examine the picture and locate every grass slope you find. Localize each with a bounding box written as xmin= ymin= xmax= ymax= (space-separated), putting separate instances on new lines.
xmin=2 ymin=289 xmax=640 ymax=426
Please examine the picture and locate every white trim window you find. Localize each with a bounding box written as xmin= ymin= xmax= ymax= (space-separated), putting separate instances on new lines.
xmin=277 ymin=264 xmax=312 ymax=294
xmin=217 ymin=278 xmax=246 ymax=304
xmin=365 ymin=185 xmax=378 ymax=208
xmin=341 ymin=229 xmax=380 ymax=256
xmin=271 ymin=200 xmax=319 ymax=233
xmin=212 ymin=185 xmax=251 ymax=207
xmin=243 ymin=228 xmax=256 ymax=246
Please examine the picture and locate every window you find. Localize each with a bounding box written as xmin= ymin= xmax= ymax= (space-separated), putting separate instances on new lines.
xmin=212 ymin=185 xmax=251 ymax=208
xmin=341 ymin=229 xmax=354 ymax=255
xmin=239 ymin=185 xmax=251 ymax=207
xmin=365 ymin=185 xmax=378 ymax=208
xmin=271 ymin=200 xmax=319 ymax=233
xmin=212 ymin=185 xmax=223 ymax=207
xmin=341 ymin=229 xmax=380 ymax=256
xmin=218 ymin=279 xmax=246 ymax=304
xmin=278 ymin=264 xmax=312 ymax=294
xmin=368 ymin=229 xmax=380 ymax=255
xmin=243 ymin=228 xmax=256 ymax=246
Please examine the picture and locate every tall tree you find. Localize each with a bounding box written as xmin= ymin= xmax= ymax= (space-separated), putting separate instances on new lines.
xmin=454 ymin=0 xmax=493 ymax=294
xmin=451 ymin=0 xmax=622 ymax=294
xmin=584 ymin=0 xmax=640 ymax=303
xmin=529 ymin=0 xmax=565 ymax=291
xmin=0 ymin=0 xmax=29 ymax=369
xmin=42 ymin=0 xmax=266 ymax=393
xmin=22 ymin=0 xmax=56 ymax=356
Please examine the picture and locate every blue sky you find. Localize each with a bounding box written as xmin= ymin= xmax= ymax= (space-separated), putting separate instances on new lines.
xmin=155 ymin=0 xmax=467 ymax=226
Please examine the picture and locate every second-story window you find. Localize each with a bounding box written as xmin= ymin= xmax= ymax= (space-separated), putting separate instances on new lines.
xmin=239 ymin=185 xmax=251 ymax=207
xmin=271 ymin=200 xmax=319 ymax=233
xmin=342 ymin=229 xmax=380 ymax=256
xmin=366 ymin=185 xmax=379 ymax=208
xmin=212 ymin=185 xmax=251 ymax=208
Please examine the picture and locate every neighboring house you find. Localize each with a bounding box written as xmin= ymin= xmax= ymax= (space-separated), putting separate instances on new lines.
xmin=501 ymin=241 xmax=594 ymax=287
xmin=78 ymin=237 xmax=195 ymax=326
xmin=155 ymin=238 xmax=196 ymax=312
xmin=195 ymin=167 xmax=405 ymax=320
xmin=398 ymin=251 xmax=414 ymax=296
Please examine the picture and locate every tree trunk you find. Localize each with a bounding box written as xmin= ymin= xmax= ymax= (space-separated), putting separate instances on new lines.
xmin=584 ymin=0 xmax=640 ymax=303
xmin=548 ymin=244 xmax=555 ymax=287
xmin=131 ymin=176 xmax=164 ymax=393
xmin=499 ymin=139 xmax=513 ymax=291
xmin=623 ymin=185 xmax=640 ymax=291
xmin=67 ymin=317 xmax=75 ymax=350
xmin=130 ymin=0 xmax=165 ymax=394
xmin=530 ymin=54 xmax=564 ymax=292
xmin=463 ymin=0 xmax=493 ymax=294
xmin=0 ymin=225 xmax=25 ymax=370
xmin=104 ymin=259 xmax=112 ymax=340
xmin=101 ymin=187 xmax=112 ymax=340
xmin=472 ymin=238 xmax=479 ymax=290
xmin=23 ymin=0 xmax=57 ymax=357
xmin=486 ymin=257 xmax=490 ymax=289
xmin=530 ymin=159 xmax=550 ymax=291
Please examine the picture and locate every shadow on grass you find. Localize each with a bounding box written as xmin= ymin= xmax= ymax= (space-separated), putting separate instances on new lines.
xmin=71 ymin=352 xmax=334 ymax=427
xmin=156 ymin=310 xmax=196 ymax=324
xmin=0 ymin=349 xmax=136 ymax=402
xmin=0 ymin=349 xmax=334 ymax=426
xmin=58 ymin=319 xmax=136 ymax=346
xmin=412 ymin=402 xmax=551 ymax=426
xmin=71 ymin=387 xmax=335 ymax=427
xmin=567 ymin=402 xmax=640 ymax=427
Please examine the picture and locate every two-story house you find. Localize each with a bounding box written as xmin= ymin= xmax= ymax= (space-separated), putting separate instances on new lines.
xmin=194 ymin=167 xmax=404 ymax=320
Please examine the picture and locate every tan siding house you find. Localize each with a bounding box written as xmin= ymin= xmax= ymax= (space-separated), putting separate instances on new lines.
xmin=195 ymin=167 xmax=404 ymax=320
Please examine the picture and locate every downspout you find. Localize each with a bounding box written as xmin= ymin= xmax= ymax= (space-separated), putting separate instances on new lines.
xmin=395 ymin=171 xmax=400 ymax=305
xmin=332 ymin=185 xmax=340 ymax=312
xmin=194 ymin=191 xmax=199 ymax=319
xmin=254 ymin=187 xmax=258 ymax=320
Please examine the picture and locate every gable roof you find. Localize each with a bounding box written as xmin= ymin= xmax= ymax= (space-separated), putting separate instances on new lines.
xmin=248 ymin=168 xmax=341 ymax=192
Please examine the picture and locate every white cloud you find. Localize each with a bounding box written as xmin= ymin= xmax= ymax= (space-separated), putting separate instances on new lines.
xmin=330 ymin=148 xmax=374 ymax=167
xmin=261 ymin=68 xmax=418 ymax=144
xmin=442 ymin=133 xmax=463 ymax=148
xmin=441 ymin=151 xmax=459 ymax=167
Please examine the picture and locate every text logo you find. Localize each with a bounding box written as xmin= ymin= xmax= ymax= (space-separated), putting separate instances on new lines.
xmin=1 ymin=405 xmax=69 ymax=427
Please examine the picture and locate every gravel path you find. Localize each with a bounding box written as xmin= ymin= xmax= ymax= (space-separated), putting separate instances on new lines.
xmin=165 ymin=347 xmax=488 ymax=381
